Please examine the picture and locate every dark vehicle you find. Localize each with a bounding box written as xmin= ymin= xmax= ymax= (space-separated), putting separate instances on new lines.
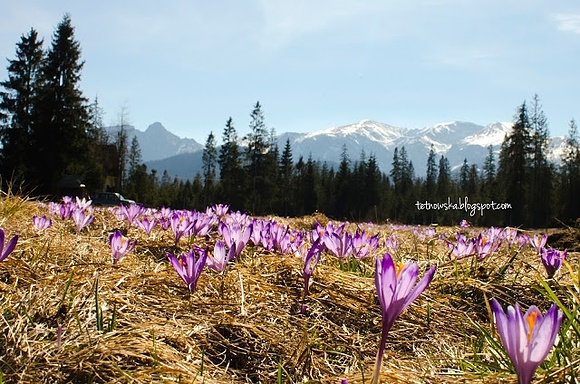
xmin=91 ymin=192 xmax=135 ymax=207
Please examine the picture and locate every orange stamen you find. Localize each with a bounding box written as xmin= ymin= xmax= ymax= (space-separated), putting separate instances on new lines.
xmin=395 ymin=262 xmax=405 ymax=278
xmin=526 ymin=311 xmax=539 ymax=343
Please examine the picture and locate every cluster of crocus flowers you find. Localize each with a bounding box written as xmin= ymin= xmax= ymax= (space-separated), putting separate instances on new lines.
xmin=0 ymin=228 xmax=18 ymax=262
xmin=372 ymin=253 xmax=436 ymax=384
xmin=32 ymin=215 xmax=52 ymax=231
xmin=109 ymin=230 xmax=137 ymax=264
xmin=491 ymin=299 xmax=563 ymax=384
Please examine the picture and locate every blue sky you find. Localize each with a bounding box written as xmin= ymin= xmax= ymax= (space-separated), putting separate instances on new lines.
xmin=1 ymin=1 xmax=579 ymax=144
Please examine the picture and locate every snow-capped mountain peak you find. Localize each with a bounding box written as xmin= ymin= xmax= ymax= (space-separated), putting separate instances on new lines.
xmin=301 ymin=119 xmax=407 ymax=147
xmin=461 ymin=122 xmax=513 ymax=147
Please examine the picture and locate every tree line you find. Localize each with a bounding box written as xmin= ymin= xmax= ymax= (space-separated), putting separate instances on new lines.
xmin=1 ymin=16 xmax=579 ymax=228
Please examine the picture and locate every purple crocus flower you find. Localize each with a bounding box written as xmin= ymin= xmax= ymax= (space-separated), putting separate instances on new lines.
xmin=0 ymin=228 xmax=18 ymax=262
xmin=75 ymin=196 xmax=92 ymax=210
xmin=109 ymin=230 xmax=137 ymax=264
xmin=167 ymin=247 xmax=207 ymax=292
xmin=384 ymin=234 xmax=400 ymax=252
xmin=205 ymin=240 xmax=235 ymax=273
xmin=541 ymin=248 xmax=567 ymax=278
xmin=475 ymin=230 xmax=502 ymax=260
xmin=459 ymin=219 xmax=470 ymax=228
xmin=136 ymin=216 xmax=157 ymax=235
xmin=491 ymin=299 xmax=563 ymax=384
xmin=503 ymin=227 xmax=519 ymax=246
xmin=372 ymin=253 xmax=436 ymax=384
xmin=529 ymin=234 xmax=548 ymax=254
xmin=72 ymin=209 xmax=94 ymax=233
xmin=303 ymin=240 xmax=323 ymax=298
xmin=323 ymin=231 xmax=353 ymax=260
xmin=58 ymin=202 xmax=73 ymax=220
xmin=120 ymin=202 xmax=145 ymax=226
xmin=517 ymin=234 xmax=530 ymax=249
xmin=170 ymin=212 xmax=194 ymax=245
xmin=351 ymin=230 xmax=379 ymax=259
xmin=32 ymin=215 xmax=52 ymax=231
xmin=156 ymin=206 xmax=173 ymax=230
xmin=447 ymin=234 xmax=476 ymax=259
xmin=210 ymin=203 xmax=230 ymax=218
xmin=190 ymin=211 xmax=215 ymax=238
xmin=218 ymin=221 xmax=252 ymax=259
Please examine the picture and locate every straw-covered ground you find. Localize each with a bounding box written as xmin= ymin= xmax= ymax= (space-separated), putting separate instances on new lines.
xmin=0 ymin=193 xmax=579 ymax=383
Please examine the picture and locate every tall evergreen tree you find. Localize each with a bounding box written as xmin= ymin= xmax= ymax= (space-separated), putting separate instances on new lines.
xmin=333 ymin=144 xmax=352 ymax=218
xmin=425 ymin=145 xmax=437 ymax=197
xmin=482 ymin=144 xmax=496 ymax=199
xmin=201 ymin=131 xmax=218 ymax=206
xmin=0 ymin=28 xmax=44 ymax=187
xmin=218 ymin=117 xmax=244 ymax=209
xmin=459 ymin=158 xmax=469 ymax=193
xmin=244 ymin=101 xmax=270 ymax=213
xmin=278 ymin=138 xmax=294 ymax=215
xmin=497 ymin=101 xmax=532 ymax=226
xmin=528 ymin=94 xmax=552 ymax=226
xmin=124 ymin=136 xmax=142 ymax=199
xmin=399 ymin=147 xmax=414 ymax=194
xmin=363 ymin=154 xmax=382 ymax=220
xmin=436 ymin=155 xmax=451 ymax=200
xmin=559 ymin=118 xmax=580 ymax=223
xmin=31 ymin=14 xmax=93 ymax=194
xmin=390 ymin=147 xmax=402 ymax=193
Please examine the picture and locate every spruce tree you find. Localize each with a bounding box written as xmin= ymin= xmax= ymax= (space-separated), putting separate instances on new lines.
xmin=425 ymin=145 xmax=437 ymax=197
xmin=390 ymin=147 xmax=402 ymax=193
xmin=0 ymin=28 xmax=44 ymax=187
xmin=333 ymin=144 xmax=352 ymax=218
xmin=278 ymin=138 xmax=294 ymax=215
xmin=218 ymin=117 xmax=244 ymax=209
xmin=244 ymin=101 xmax=270 ymax=213
xmin=436 ymin=155 xmax=451 ymax=200
xmin=497 ymin=101 xmax=532 ymax=226
xmin=559 ymin=119 xmax=580 ymax=223
xmin=528 ymin=94 xmax=552 ymax=226
xmin=124 ymin=136 xmax=143 ymax=199
xmin=364 ymin=154 xmax=382 ymax=220
xmin=31 ymin=14 xmax=92 ymax=195
xmin=482 ymin=144 xmax=496 ymax=199
xmin=459 ymin=159 xmax=469 ymax=194
xmin=201 ymin=131 xmax=218 ymax=206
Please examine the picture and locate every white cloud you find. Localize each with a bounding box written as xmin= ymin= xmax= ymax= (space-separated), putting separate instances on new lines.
xmin=553 ymin=13 xmax=580 ymax=34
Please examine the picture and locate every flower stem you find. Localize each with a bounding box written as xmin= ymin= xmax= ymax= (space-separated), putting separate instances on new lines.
xmin=371 ymin=318 xmax=389 ymax=384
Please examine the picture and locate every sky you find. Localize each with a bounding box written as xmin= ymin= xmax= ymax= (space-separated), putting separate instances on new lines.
xmin=1 ymin=1 xmax=579 ymax=144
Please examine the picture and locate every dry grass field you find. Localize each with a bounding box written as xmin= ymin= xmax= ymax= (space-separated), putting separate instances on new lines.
xmin=0 ymin=192 xmax=579 ymax=383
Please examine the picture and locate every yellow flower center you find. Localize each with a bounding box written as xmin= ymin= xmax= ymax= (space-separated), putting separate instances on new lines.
xmin=481 ymin=236 xmax=487 ymax=246
xmin=395 ymin=261 xmax=405 ymax=279
xmin=526 ymin=311 xmax=539 ymax=343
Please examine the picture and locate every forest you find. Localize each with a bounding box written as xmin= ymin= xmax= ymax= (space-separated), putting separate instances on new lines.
xmin=1 ymin=15 xmax=579 ymax=228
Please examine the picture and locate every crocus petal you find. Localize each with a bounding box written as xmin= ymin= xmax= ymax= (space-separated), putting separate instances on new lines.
xmin=3 ymin=234 xmax=18 ymax=259
xmin=375 ymin=254 xmax=397 ymax=311
xmin=529 ymin=304 xmax=563 ymax=363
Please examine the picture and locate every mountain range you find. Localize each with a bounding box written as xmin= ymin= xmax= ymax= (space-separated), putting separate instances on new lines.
xmin=107 ymin=120 xmax=566 ymax=181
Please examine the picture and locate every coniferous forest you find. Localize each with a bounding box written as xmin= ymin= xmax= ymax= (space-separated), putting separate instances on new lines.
xmin=1 ymin=16 xmax=579 ymax=228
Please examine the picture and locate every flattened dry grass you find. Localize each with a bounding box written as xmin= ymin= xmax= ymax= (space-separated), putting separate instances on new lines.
xmin=1 ymin=194 xmax=579 ymax=383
